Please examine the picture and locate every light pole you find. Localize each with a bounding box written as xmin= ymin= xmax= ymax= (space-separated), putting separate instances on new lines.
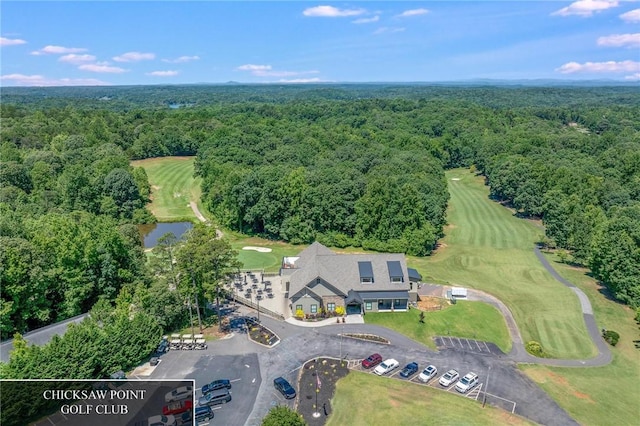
xmin=483 ymin=366 xmax=491 ymax=408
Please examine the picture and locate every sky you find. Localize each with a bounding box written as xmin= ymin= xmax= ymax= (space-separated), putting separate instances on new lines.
xmin=1 ymin=1 xmax=639 ymax=86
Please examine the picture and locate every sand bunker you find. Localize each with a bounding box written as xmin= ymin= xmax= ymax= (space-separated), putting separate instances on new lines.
xmin=242 ymin=246 xmax=273 ymax=253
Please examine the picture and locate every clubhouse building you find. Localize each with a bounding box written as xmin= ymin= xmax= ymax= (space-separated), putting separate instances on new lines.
xmin=281 ymin=242 xmax=421 ymax=316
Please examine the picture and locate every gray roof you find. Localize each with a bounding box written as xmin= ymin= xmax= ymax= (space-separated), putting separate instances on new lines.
xmin=358 ymin=290 xmax=410 ymax=300
xmin=287 ymin=242 xmax=411 ymax=297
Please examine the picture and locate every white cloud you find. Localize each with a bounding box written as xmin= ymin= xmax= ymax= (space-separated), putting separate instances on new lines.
xmin=619 ymin=8 xmax=640 ymax=22
xmin=597 ymin=33 xmax=640 ymax=47
xmin=624 ymin=73 xmax=640 ymax=80
xmin=277 ymin=78 xmax=324 ymax=83
xmin=112 ymin=51 xmax=155 ymax=62
xmin=237 ymin=64 xmax=272 ymax=72
xmin=31 ymin=45 xmax=88 ymax=55
xmin=373 ymin=27 xmax=406 ymax=35
xmin=303 ymin=5 xmax=365 ymax=17
xmin=162 ymin=55 xmax=200 ymax=63
xmin=58 ymin=54 xmax=97 ymax=64
xmin=146 ymin=70 xmax=179 ymax=77
xmin=396 ymin=8 xmax=429 ymax=18
xmin=0 ymin=37 xmax=27 ymax=46
xmin=352 ymin=16 xmax=379 ymax=24
xmin=555 ymin=60 xmax=640 ymax=73
xmin=552 ymin=0 xmax=619 ymax=17
xmin=237 ymin=64 xmax=319 ymax=78
xmin=0 ymin=73 xmax=107 ymax=86
xmin=78 ymin=63 xmax=127 ymax=73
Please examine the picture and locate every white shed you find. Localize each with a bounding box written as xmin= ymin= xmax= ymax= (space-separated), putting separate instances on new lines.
xmin=451 ymin=287 xmax=468 ymax=298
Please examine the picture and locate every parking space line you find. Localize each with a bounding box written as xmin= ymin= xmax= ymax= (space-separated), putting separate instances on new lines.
xmin=466 ymin=339 xmax=473 ymax=350
xmin=474 ymin=340 xmax=483 ymax=351
xmin=483 ymin=341 xmax=490 ymax=352
xmin=457 ymin=338 xmax=464 ymax=349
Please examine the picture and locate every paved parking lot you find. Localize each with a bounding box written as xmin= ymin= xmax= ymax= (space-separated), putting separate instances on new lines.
xmin=434 ymin=336 xmax=504 ymax=356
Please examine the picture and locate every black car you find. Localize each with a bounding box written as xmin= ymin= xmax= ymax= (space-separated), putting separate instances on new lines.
xmin=273 ymin=377 xmax=296 ymax=399
xmin=195 ymin=406 xmax=213 ymax=422
xmin=202 ymin=379 xmax=231 ymax=395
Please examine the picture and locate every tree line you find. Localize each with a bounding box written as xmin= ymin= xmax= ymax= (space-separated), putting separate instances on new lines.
xmin=1 ymin=84 xmax=638 ymax=351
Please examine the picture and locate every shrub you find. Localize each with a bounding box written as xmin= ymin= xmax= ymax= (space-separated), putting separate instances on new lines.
xmin=335 ymin=305 xmax=345 ymax=316
xmin=603 ymin=330 xmax=620 ymax=346
xmin=295 ymin=309 xmax=304 ymax=319
xmin=525 ymin=341 xmax=548 ymax=358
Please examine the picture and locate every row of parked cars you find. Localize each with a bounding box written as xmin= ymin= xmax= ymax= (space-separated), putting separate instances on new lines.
xmin=361 ymin=353 xmax=479 ymax=394
xmin=148 ymin=380 xmax=233 ymax=426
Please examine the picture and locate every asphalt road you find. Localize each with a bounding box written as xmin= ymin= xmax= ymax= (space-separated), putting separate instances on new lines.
xmin=149 ymin=311 xmax=578 ymax=426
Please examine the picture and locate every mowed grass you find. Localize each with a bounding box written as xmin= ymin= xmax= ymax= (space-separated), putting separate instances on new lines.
xmin=326 ymin=372 xmax=534 ymax=426
xmin=364 ymin=301 xmax=511 ymax=353
xmin=407 ymin=169 xmax=595 ymax=359
xmin=520 ymin=253 xmax=640 ymax=426
xmin=131 ymin=156 xmax=202 ymax=222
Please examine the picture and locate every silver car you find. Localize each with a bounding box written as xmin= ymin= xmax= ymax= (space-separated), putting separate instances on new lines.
xmin=438 ymin=369 xmax=459 ymax=387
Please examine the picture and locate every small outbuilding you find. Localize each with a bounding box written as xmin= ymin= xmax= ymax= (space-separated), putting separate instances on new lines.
xmin=451 ymin=287 xmax=468 ymax=299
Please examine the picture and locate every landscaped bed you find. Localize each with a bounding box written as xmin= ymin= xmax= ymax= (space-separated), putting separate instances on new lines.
xmin=246 ymin=319 xmax=280 ymax=347
xmin=297 ymin=358 xmax=350 ymax=426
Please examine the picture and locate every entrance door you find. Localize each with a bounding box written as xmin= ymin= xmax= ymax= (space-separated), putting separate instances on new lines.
xmin=346 ymin=304 xmax=361 ymax=315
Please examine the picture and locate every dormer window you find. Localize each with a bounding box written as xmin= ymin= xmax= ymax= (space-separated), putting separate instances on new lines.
xmin=358 ymin=261 xmax=374 ymax=284
xmin=387 ymin=261 xmax=404 ymax=283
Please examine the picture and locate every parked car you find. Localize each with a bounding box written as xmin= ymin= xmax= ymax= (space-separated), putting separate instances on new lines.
xmin=273 ymin=377 xmax=296 ymax=399
xmin=156 ymin=338 xmax=169 ymax=354
xmin=361 ymin=353 xmax=383 ymax=369
xmin=198 ymin=389 xmax=231 ymax=406
xmin=162 ymin=399 xmax=192 ymax=416
xmin=147 ymin=414 xmax=176 ymax=426
xmin=195 ymin=406 xmax=214 ymax=422
xmin=438 ymin=369 xmax=459 ymax=387
xmin=202 ymin=379 xmax=231 ymax=395
xmin=399 ymin=362 xmax=419 ymax=378
xmin=150 ymin=357 xmax=159 ymax=366
xmin=373 ymin=358 xmax=399 ymax=375
xmin=418 ymin=365 xmax=438 ymax=383
xmin=455 ymin=372 xmax=479 ymax=393
xmin=164 ymin=385 xmax=193 ymax=403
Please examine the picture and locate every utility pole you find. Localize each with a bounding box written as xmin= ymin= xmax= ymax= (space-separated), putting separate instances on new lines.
xmin=191 ymin=270 xmax=203 ymax=332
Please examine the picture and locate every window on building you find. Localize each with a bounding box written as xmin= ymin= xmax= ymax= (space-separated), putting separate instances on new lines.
xmin=311 ymin=304 xmax=317 ymax=313
xmin=391 ymin=276 xmax=403 ymax=283
xmin=316 ymin=278 xmax=321 ymax=284
xmin=296 ymin=304 xmax=303 ymax=312
xmin=361 ymin=277 xmax=373 ymax=284
xmin=327 ymin=303 xmax=336 ymax=312
xmin=365 ymin=302 xmax=372 ymax=310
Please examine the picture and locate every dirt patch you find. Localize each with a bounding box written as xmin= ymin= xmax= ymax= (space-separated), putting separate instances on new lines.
xmin=573 ymin=391 xmax=595 ymax=403
xmin=416 ymin=297 xmax=446 ymax=311
xmin=297 ymin=358 xmax=350 ymax=426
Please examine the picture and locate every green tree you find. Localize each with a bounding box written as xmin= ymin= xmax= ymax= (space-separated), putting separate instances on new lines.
xmin=262 ymin=406 xmax=307 ymax=426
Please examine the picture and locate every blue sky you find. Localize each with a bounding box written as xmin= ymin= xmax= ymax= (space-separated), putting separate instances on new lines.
xmin=1 ymin=1 xmax=639 ymax=86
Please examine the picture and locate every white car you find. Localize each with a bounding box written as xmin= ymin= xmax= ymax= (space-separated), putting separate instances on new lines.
xmin=164 ymin=385 xmax=193 ymax=403
xmin=373 ymin=358 xmax=399 ymax=375
xmin=455 ymin=372 xmax=479 ymax=393
xmin=148 ymin=414 xmax=176 ymax=426
xmin=418 ymin=365 xmax=437 ymax=383
xmin=438 ymin=369 xmax=459 ymax=387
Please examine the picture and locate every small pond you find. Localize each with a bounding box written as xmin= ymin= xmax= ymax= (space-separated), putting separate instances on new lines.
xmin=139 ymin=222 xmax=193 ymax=248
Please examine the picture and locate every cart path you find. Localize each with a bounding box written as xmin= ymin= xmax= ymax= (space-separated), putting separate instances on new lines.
xmin=190 ymin=201 xmax=223 ymax=239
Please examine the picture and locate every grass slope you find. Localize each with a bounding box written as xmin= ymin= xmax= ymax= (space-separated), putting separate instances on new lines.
xmin=520 ymin=253 xmax=640 ymax=426
xmin=131 ymin=156 xmax=202 ymax=222
xmin=327 ymin=372 xmax=534 ymax=426
xmin=364 ymin=301 xmax=511 ymax=353
xmin=408 ymin=169 xmax=595 ymax=359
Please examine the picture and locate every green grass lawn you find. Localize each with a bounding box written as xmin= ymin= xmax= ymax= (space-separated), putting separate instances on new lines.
xmin=364 ymin=301 xmax=511 ymax=353
xmin=131 ymin=156 xmax=202 ymax=222
xmin=406 ymin=169 xmax=595 ymax=359
xmin=326 ymin=372 xmax=534 ymax=426
xmin=519 ymin=253 xmax=640 ymax=426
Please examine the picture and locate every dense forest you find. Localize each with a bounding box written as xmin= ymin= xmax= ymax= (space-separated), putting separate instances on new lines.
xmin=1 ymin=84 xmax=639 ymax=347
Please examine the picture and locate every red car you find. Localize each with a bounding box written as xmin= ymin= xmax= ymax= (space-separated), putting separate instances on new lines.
xmin=162 ymin=399 xmax=192 ymax=416
xmin=361 ymin=353 xmax=382 ymax=369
